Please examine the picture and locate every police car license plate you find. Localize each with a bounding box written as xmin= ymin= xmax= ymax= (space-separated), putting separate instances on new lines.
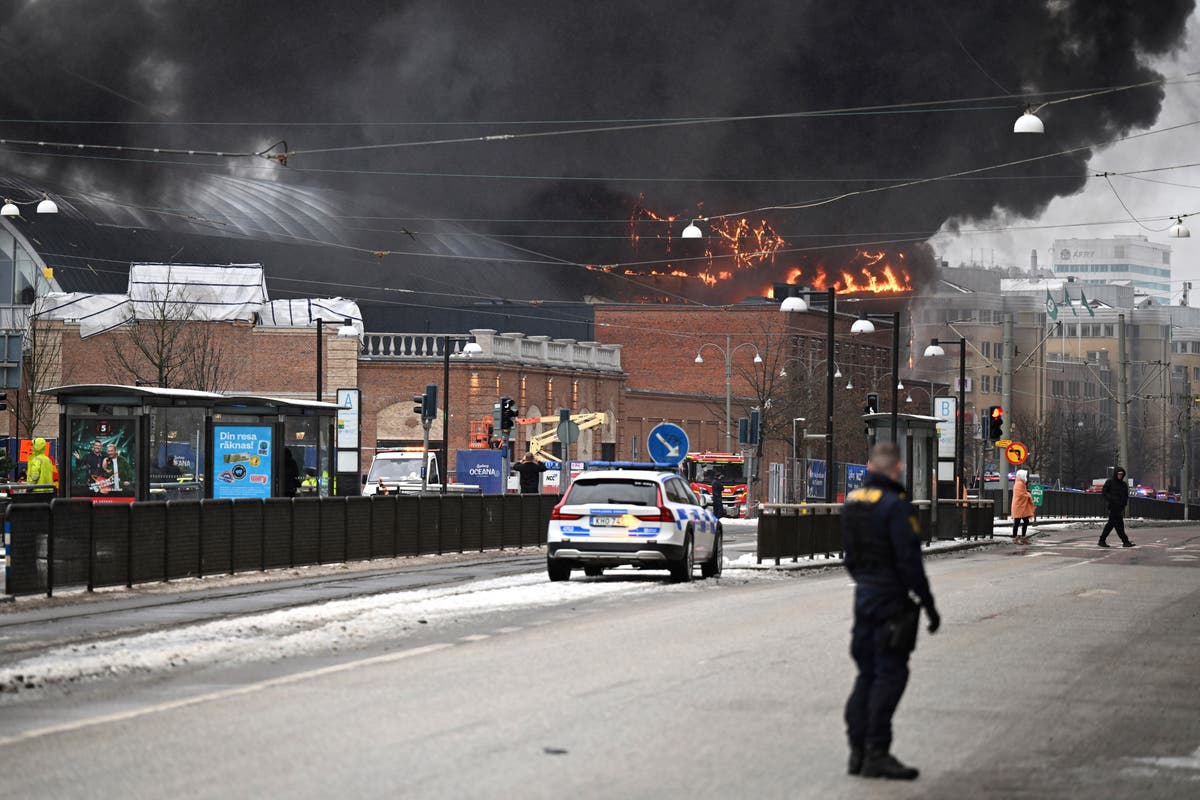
xmin=591 ymin=516 xmax=620 ymax=527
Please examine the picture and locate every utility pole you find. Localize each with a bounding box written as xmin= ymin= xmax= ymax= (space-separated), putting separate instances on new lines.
xmin=1162 ymin=338 xmax=1169 ymax=493
xmin=1001 ymin=317 xmax=1013 ymax=518
xmin=1183 ymin=378 xmax=1191 ymax=521
xmin=1117 ymin=314 xmax=1129 ymax=470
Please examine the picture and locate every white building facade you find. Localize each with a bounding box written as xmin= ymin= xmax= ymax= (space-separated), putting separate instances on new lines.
xmin=1051 ymin=235 xmax=1171 ymax=304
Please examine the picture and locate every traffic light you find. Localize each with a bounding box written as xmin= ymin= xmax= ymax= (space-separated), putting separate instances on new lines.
xmin=500 ymin=396 xmax=518 ymax=432
xmin=865 ymin=392 xmax=879 ymax=414
xmin=988 ymin=406 xmax=1004 ymax=440
xmin=421 ymin=383 xmax=438 ymax=423
xmin=0 ymin=392 xmax=7 ymax=411
xmin=749 ymin=408 xmax=761 ymax=445
xmin=414 ymin=384 xmax=437 ymax=423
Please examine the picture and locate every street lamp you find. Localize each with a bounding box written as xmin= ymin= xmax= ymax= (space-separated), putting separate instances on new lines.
xmin=315 ymin=317 xmax=358 ymax=402
xmin=694 ymin=335 xmax=763 ymax=452
xmin=1013 ymin=105 xmax=1045 ymax=134
xmin=780 ymin=286 xmax=837 ymax=503
xmin=849 ymin=310 xmax=902 ymax=443
xmin=923 ymin=337 xmax=968 ymax=497
xmin=1 ymin=193 xmax=59 ymax=217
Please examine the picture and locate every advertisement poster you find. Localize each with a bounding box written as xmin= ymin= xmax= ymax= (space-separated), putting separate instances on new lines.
xmin=806 ymin=459 xmax=827 ymax=500
xmin=213 ymin=425 xmax=274 ymax=499
xmin=845 ymin=463 xmax=867 ymax=492
xmin=70 ymin=419 xmax=136 ymax=499
xmin=456 ymin=449 xmax=504 ymax=494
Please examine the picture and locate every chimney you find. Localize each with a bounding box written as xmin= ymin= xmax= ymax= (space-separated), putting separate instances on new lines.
xmin=1030 ymin=249 xmax=1038 ymax=271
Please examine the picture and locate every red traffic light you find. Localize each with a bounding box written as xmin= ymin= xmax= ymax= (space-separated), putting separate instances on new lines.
xmin=991 ymin=407 xmax=1004 ymax=419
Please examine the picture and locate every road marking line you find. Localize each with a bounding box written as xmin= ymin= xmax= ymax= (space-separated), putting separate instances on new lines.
xmin=0 ymin=642 xmax=453 ymax=748
xmin=494 ymin=626 xmax=523 ymax=634
xmin=459 ymin=634 xmax=491 ymax=642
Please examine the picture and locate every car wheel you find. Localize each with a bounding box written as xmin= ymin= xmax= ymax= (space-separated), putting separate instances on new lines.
xmin=547 ymin=558 xmax=572 ymax=582
xmin=669 ymin=532 xmax=694 ymax=583
xmin=583 ymin=566 xmax=604 ymax=577
xmin=701 ymin=527 xmax=723 ymax=579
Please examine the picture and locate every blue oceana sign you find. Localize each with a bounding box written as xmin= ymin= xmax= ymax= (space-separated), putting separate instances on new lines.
xmin=456 ymin=450 xmax=504 ymax=494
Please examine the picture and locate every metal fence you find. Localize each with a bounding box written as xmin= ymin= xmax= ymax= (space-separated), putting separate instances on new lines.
xmin=4 ymin=494 xmax=559 ymax=597
xmin=757 ymin=497 xmax=993 ymax=566
xmin=982 ymin=489 xmax=1200 ymax=520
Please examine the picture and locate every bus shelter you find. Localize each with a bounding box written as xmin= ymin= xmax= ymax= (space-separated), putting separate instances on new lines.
xmin=45 ymin=385 xmax=339 ymax=502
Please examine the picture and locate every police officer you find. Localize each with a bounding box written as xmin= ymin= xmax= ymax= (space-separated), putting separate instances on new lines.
xmin=841 ymin=442 xmax=940 ymax=780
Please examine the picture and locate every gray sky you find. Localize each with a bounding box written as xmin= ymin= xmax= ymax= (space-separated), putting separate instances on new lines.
xmin=931 ymin=13 xmax=1200 ymax=302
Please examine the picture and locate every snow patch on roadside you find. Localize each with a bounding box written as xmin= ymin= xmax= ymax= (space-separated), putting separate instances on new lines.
xmin=0 ymin=567 xmax=778 ymax=699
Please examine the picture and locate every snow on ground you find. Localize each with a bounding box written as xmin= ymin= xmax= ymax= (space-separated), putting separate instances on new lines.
xmin=0 ymin=563 xmax=781 ymax=698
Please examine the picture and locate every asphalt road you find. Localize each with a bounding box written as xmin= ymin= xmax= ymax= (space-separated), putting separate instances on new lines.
xmin=1 ymin=525 xmax=1198 ymax=799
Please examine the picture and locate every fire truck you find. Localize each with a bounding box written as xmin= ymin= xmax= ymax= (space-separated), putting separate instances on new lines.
xmin=682 ymin=451 xmax=749 ymax=517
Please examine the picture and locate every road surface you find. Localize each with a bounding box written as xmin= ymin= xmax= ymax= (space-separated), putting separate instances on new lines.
xmin=0 ymin=524 xmax=1197 ymax=798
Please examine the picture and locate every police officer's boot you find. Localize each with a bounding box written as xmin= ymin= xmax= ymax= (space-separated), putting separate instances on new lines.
xmin=861 ymin=747 xmax=919 ymax=780
xmin=848 ymin=745 xmax=864 ymax=775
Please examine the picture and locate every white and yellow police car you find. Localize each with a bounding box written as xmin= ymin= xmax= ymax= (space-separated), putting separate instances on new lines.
xmin=546 ymin=463 xmax=722 ymax=582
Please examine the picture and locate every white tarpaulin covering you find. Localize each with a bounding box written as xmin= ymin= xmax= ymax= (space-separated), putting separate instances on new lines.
xmin=127 ymin=263 xmax=268 ymax=323
xmin=33 ymin=293 xmax=133 ymax=337
xmin=257 ymin=298 xmax=364 ymax=337
xmin=34 ymin=264 xmax=361 ymax=338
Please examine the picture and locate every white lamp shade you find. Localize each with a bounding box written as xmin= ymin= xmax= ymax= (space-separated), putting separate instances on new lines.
xmin=681 ymin=221 xmax=703 ymax=239
xmin=905 ymin=395 xmax=913 ymax=404
xmin=36 ymin=197 xmax=59 ymax=214
xmin=846 ymin=379 xmax=854 ymax=390
xmin=779 ymin=367 xmax=787 ymax=377
xmin=1013 ymin=111 xmax=1044 ymax=134
xmin=1170 ymin=221 xmax=1191 ymax=238
xmin=850 ymin=318 xmax=875 ymax=334
xmin=923 ymin=344 xmax=946 ymax=358
xmin=834 ymin=367 xmax=842 ymax=379
xmin=694 ymin=354 xmax=704 ymax=364
xmin=753 ymin=353 xmax=763 ymax=364
xmin=0 ymin=201 xmax=18 ymax=217
xmin=461 ymin=342 xmax=483 ymax=354
xmin=780 ymin=295 xmax=807 ymax=313
xmin=897 ymin=380 xmax=905 ymax=390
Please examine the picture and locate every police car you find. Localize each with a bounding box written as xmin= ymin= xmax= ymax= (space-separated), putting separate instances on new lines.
xmin=546 ymin=463 xmax=722 ymax=582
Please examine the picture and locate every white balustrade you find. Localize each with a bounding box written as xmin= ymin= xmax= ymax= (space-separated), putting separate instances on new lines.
xmin=359 ymin=328 xmax=621 ymax=371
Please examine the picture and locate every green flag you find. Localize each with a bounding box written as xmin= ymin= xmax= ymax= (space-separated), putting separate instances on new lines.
xmin=1045 ymin=288 xmax=1058 ymax=320
xmin=1080 ymin=290 xmax=1095 ymax=317
xmin=1063 ymin=288 xmax=1077 ymax=316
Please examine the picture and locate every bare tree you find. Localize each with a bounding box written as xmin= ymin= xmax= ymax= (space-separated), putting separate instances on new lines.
xmin=105 ymin=271 xmax=241 ymax=391
xmin=19 ymin=311 xmax=63 ymax=439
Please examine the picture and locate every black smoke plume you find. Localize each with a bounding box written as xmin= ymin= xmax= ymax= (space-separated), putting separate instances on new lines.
xmin=0 ymin=0 xmax=1193 ymax=303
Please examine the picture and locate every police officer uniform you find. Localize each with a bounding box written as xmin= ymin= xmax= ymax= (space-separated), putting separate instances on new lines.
xmin=841 ymin=465 xmax=939 ymax=780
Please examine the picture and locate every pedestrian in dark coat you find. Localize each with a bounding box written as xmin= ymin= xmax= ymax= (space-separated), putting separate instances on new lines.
xmin=1099 ymin=466 xmax=1134 ymax=547
xmin=512 ymin=453 xmax=548 ymax=494
xmin=709 ymin=472 xmax=725 ymax=518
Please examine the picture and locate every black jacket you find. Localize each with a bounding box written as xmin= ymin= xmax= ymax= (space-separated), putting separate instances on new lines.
xmin=1102 ymin=474 xmax=1129 ymax=511
xmin=841 ymin=471 xmax=935 ymax=621
xmin=512 ymin=461 xmax=547 ymax=494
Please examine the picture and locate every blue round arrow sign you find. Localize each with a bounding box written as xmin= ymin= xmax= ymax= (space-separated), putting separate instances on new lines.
xmin=647 ymin=422 xmax=689 ymax=466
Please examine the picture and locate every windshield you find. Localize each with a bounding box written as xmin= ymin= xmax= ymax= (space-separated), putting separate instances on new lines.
xmin=566 ymin=479 xmax=659 ymax=506
xmin=688 ymin=460 xmax=746 ymax=483
xmin=367 ymin=457 xmax=425 ymax=482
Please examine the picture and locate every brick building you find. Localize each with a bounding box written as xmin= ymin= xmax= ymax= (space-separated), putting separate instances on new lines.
xmin=596 ymin=302 xmax=896 ymax=468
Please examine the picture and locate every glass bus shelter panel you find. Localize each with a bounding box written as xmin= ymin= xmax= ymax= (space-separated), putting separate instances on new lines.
xmin=148 ymin=406 xmax=205 ymax=501
xmin=286 ymin=415 xmax=330 ymax=497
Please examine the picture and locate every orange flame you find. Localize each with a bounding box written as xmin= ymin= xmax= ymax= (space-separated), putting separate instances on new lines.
xmin=614 ymin=201 xmax=914 ymax=299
